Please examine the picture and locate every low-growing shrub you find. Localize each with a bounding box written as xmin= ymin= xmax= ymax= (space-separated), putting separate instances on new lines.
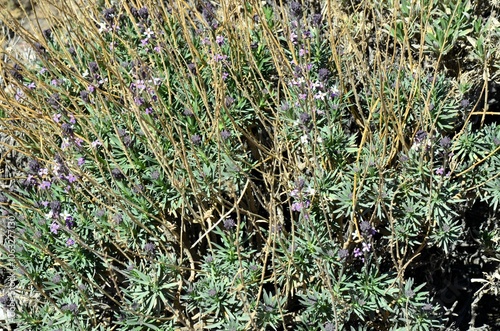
xmin=1 ymin=0 xmax=499 ymax=330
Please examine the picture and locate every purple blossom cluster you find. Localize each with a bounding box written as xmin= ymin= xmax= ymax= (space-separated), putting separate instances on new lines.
xmin=128 ymin=64 xmax=161 ymax=114
xmin=23 ymin=156 xmax=78 ymax=193
xmin=352 ymin=242 xmax=371 ymax=262
xmin=290 ymin=178 xmax=315 ymax=217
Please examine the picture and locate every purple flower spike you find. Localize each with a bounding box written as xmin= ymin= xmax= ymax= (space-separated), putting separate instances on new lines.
xmin=291 ymin=201 xmax=303 ymax=212
xmin=50 ymin=222 xmax=60 ymax=234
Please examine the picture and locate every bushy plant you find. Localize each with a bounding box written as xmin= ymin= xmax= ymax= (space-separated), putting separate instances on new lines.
xmin=1 ymin=0 xmax=499 ymax=330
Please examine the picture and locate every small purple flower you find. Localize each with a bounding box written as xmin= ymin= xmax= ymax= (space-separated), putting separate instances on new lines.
xmin=141 ymin=38 xmax=149 ymax=46
xmin=436 ymin=167 xmax=445 ymax=175
xmin=291 ymin=200 xmax=310 ymax=212
xmin=66 ymin=238 xmax=75 ymax=246
xmin=50 ymin=222 xmax=60 ymax=234
xmin=38 ymin=168 xmax=49 ymax=177
xmin=353 ymin=248 xmax=363 ymax=258
xmin=77 ymin=157 xmax=85 ymax=166
xmin=39 ymin=181 xmax=51 ymax=190
xmin=91 ymin=139 xmax=102 ymax=148
xmin=291 ymin=202 xmax=303 ymax=212
xmin=26 ymin=82 xmax=36 ymax=89
xmin=201 ymin=37 xmax=211 ymax=45
xmin=134 ymin=97 xmax=145 ymax=106
xmin=216 ymin=35 xmax=225 ymax=46
xmin=23 ymin=175 xmax=35 ymax=187
xmin=15 ymin=89 xmax=24 ymax=101
xmin=362 ymin=242 xmax=371 ymax=252
xmin=222 ymin=72 xmax=229 ymax=80
xmin=214 ymin=54 xmax=227 ymax=62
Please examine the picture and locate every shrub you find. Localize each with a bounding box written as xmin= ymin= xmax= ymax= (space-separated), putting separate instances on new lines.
xmin=1 ymin=0 xmax=499 ymax=329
